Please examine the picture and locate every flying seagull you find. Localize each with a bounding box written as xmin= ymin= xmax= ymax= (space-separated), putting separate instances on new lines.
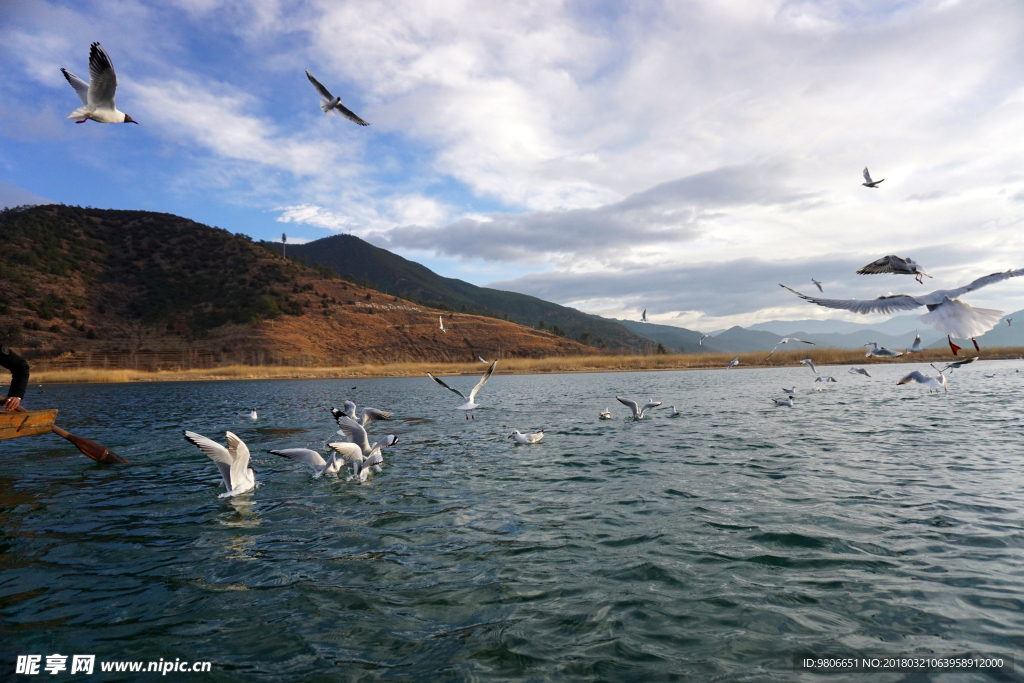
xmin=727 ymin=357 xmax=739 ymax=369
xmin=897 ymin=365 xmax=948 ymax=392
xmin=935 ymin=356 xmax=978 ymax=373
xmin=508 ymin=429 xmax=544 ymax=444
xmin=862 ymin=167 xmax=884 ymax=188
xmin=798 ymin=358 xmax=817 ymax=374
xmin=428 ymin=360 xmax=496 ymax=419
xmin=865 ymin=342 xmax=903 ymax=358
xmin=332 ymin=401 xmax=392 ymax=428
xmin=439 ymin=316 xmax=448 ymax=333
xmin=616 ymin=396 xmax=661 ymax=419
xmin=765 ymin=337 xmax=815 ymax=361
xmin=849 ymin=367 xmax=872 ymax=377
xmin=699 ymin=333 xmax=711 ymax=345
xmin=814 ymin=376 xmax=838 ymax=390
xmin=781 ymin=268 xmax=1024 ymax=355
xmin=1008 ymin=318 xmax=1013 ymax=327
xmin=906 ymin=330 xmax=924 ymax=354
xmin=305 ymin=69 xmax=370 ymax=125
xmin=811 ymin=278 xmax=823 ymax=293
xmin=641 ymin=309 xmax=648 ymax=322
xmin=183 ymin=431 xmax=255 ymax=498
xmin=478 ymin=356 xmax=489 ymax=363
xmin=856 ymin=255 xmax=931 ymax=284
xmin=62 ymin=42 xmax=137 ymax=124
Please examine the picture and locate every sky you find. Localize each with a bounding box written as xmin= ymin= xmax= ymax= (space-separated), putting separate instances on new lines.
xmin=2 ymin=0 xmax=1023 ymax=331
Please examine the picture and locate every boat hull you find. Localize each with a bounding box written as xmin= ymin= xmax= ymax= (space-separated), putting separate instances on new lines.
xmin=0 ymin=409 xmax=58 ymax=441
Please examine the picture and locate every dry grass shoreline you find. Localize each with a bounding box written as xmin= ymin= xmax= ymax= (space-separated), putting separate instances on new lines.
xmin=26 ymin=346 xmax=1024 ymax=385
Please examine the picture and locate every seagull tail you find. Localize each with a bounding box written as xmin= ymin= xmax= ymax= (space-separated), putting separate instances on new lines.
xmin=66 ymin=106 xmax=91 ymax=120
xmin=320 ymin=100 xmax=335 ymax=114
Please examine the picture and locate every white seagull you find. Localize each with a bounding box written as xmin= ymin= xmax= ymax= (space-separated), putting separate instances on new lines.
xmin=184 ymin=431 xmax=256 ymax=497
xmin=439 ymin=316 xmax=448 ymax=333
xmin=249 ymin=407 xmax=258 ymax=420
xmin=62 ymin=43 xmax=137 ymax=125
xmin=862 ymin=167 xmax=884 ymax=188
xmin=864 ymin=342 xmax=904 ymax=358
xmin=478 ymin=356 xmax=490 ymax=363
xmin=599 ymin=408 xmax=612 ymax=420
xmin=332 ymin=401 xmax=392 ymax=428
xmin=508 ymin=429 xmax=544 ymax=444
xmin=814 ymin=376 xmax=838 ymax=390
xmin=811 ymin=278 xmax=823 ymax=293
xmin=667 ymin=405 xmax=681 ymax=417
xmin=849 ymin=367 xmax=872 ymax=377
xmin=897 ymin=366 xmax=948 ymax=392
xmin=906 ymin=330 xmax=924 ymax=354
xmin=765 ymin=337 xmax=815 ymax=360
xmin=772 ymin=397 xmax=794 ymax=407
xmin=781 ymin=268 xmax=1024 ymax=355
xmin=727 ymin=357 xmax=740 ymax=369
xmin=935 ymin=356 xmax=978 ymax=373
xmin=269 ymin=447 xmax=345 ymax=478
xmin=699 ymin=333 xmax=711 ymax=346
xmin=855 ymin=255 xmax=931 ymax=283
xmin=798 ymin=359 xmax=817 ymax=374
xmin=782 ymin=386 xmax=796 ymax=394
xmin=333 ymin=415 xmax=398 ymax=479
xmin=428 ymin=360 xmax=496 ymax=419
xmin=616 ymin=396 xmax=661 ymax=419
xmin=305 ymin=69 xmax=369 ymax=125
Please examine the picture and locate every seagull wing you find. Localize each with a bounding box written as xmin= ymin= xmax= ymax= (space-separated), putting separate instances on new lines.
xmin=269 ymin=448 xmax=327 ymax=468
xmin=800 ymin=359 xmax=817 ymax=373
xmin=61 ymin=68 xmax=90 ymax=105
xmin=360 ymin=407 xmax=392 ymax=425
xmin=765 ymin=345 xmax=779 ymax=361
xmin=305 ymin=69 xmax=334 ymax=101
xmin=364 ymin=453 xmax=384 ymax=469
xmin=813 ymin=280 xmax=823 ymax=292
xmin=224 ymin=431 xmax=251 ymax=490
xmin=937 ymin=269 xmax=1024 ymax=301
xmin=334 ymin=100 xmax=370 ymax=126
xmin=780 ymin=284 xmax=922 ymax=315
xmin=184 ymin=431 xmax=233 ymax=488
xmin=897 ymin=370 xmax=929 ymax=385
xmin=641 ymin=401 xmax=661 ymax=414
xmin=468 ymin=361 xmax=496 ymax=403
xmin=335 ymin=415 xmax=372 ymax=454
xmin=616 ymin=396 xmax=640 ymax=417
xmin=863 ymin=167 xmax=873 ymax=184
xmin=343 ymin=400 xmax=357 ymax=418
xmin=428 ymin=373 xmax=467 ymax=401
xmin=87 ymin=42 xmax=118 ymax=108
xmin=327 ymin=442 xmax=363 ymax=460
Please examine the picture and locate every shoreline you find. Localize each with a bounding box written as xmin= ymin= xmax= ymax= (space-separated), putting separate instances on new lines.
xmin=23 ymin=347 xmax=1024 ymax=385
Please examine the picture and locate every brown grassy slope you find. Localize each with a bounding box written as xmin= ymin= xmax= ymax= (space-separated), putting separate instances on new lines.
xmin=0 ymin=205 xmax=592 ymax=368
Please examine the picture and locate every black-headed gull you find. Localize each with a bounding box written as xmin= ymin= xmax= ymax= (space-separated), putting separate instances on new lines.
xmin=249 ymin=407 xmax=258 ymax=420
xmin=772 ymin=397 xmax=793 ymax=407
xmin=906 ymin=330 xmax=924 ymax=354
xmin=782 ymin=386 xmax=796 ymax=394
xmin=508 ymin=429 xmax=543 ymax=444
xmin=935 ymin=356 xmax=978 ymax=373
xmin=798 ymin=359 xmax=817 ymax=374
xmin=699 ymin=333 xmax=711 ymax=345
xmin=855 ymin=255 xmax=931 ymax=283
xmin=269 ymin=447 xmax=345 ymax=478
xmin=765 ymin=337 xmax=815 ymax=360
xmin=782 ymin=268 xmax=1024 ymax=354
xmin=811 ymin=278 xmax=823 ymax=292
xmin=814 ymin=376 xmax=838 ymax=390
xmin=667 ymin=405 xmax=681 ymax=417
xmin=62 ymin=43 xmax=137 ymax=125
xmin=428 ymin=361 xmax=496 ymax=419
xmin=616 ymin=396 xmax=661 ymax=419
xmin=849 ymin=367 xmax=871 ymax=377
xmin=332 ymin=401 xmax=392 ymax=428
xmin=305 ymin=69 xmax=369 ymax=126
xmin=897 ymin=366 xmax=948 ymax=392
xmin=862 ymin=167 xmax=884 ymax=188
xmin=334 ymin=415 xmax=397 ymax=479
xmin=599 ymin=408 xmax=612 ymax=420
xmin=727 ymin=357 xmax=739 ymax=369
xmin=184 ymin=431 xmax=256 ymax=497
xmin=864 ymin=342 xmax=903 ymax=358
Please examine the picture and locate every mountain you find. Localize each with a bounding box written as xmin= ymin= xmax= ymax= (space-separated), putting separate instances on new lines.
xmin=615 ymin=319 xmax=731 ymax=353
xmin=0 ymin=205 xmax=593 ymax=369
xmin=707 ymin=327 xmax=784 ymax=353
xmin=270 ymin=234 xmax=652 ymax=353
xmin=748 ymin=315 xmax=925 ymax=336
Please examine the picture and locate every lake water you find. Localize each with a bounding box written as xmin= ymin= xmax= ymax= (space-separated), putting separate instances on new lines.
xmin=3 ymin=362 xmax=1024 ymax=681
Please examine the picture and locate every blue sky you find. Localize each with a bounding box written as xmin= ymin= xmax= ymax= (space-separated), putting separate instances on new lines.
xmin=2 ymin=0 xmax=1023 ymax=329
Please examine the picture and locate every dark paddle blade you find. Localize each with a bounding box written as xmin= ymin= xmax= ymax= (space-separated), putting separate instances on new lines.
xmin=51 ymin=425 xmax=128 ymax=463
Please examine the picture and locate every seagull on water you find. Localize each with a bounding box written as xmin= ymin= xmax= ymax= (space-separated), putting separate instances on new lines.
xmin=865 ymin=342 xmax=903 ymax=358
xmin=811 ymin=278 xmax=823 ymax=293
xmin=897 ymin=365 xmax=948 ymax=392
xmin=269 ymin=446 xmax=345 ymax=478
xmin=439 ymin=316 xmax=448 ymax=333
xmin=798 ymin=359 xmax=817 ymax=374
xmin=727 ymin=357 xmax=740 ymax=369
xmin=772 ymin=397 xmax=794 ymax=407
xmin=508 ymin=429 xmax=544 ymax=444
xmin=305 ymin=69 xmax=370 ymax=125
xmin=599 ymin=408 xmax=612 ymax=420
xmin=906 ymin=330 xmax=924 ymax=354
xmin=334 ymin=415 xmax=398 ymax=479
xmin=184 ymin=431 xmax=256 ymax=497
xmin=862 ymin=167 xmax=884 ymax=188
xmin=667 ymin=405 xmax=681 ymax=417
xmin=765 ymin=337 xmax=815 ymax=360
xmin=782 ymin=386 xmax=796 ymax=394
xmin=332 ymin=401 xmax=392 ymax=428
xmin=428 ymin=360 xmax=496 ymax=419
xmin=781 ymin=268 xmax=1024 ymax=355
xmin=699 ymin=333 xmax=711 ymax=345
xmin=849 ymin=367 xmax=872 ymax=377
xmin=855 ymin=255 xmax=931 ymax=283
xmin=616 ymin=396 xmax=661 ymax=419
xmin=814 ymin=376 xmax=838 ymax=390
xmin=249 ymin=407 xmax=258 ymax=420
xmin=62 ymin=43 xmax=137 ymax=125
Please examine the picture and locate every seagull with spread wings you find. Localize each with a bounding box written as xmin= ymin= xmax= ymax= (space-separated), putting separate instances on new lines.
xmin=305 ymin=69 xmax=369 ymax=125
xmin=269 ymin=446 xmax=346 ymax=479
xmin=333 ymin=415 xmax=398 ymax=479
xmin=862 ymin=167 xmax=884 ymax=188
xmin=331 ymin=401 xmax=392 ymax=428
xmin=798 ymin=359 xmax=817 ymax=374
xmin=62 ymin=42 xmax=137 ymax=124
xmin=727 ymin=357 xmax=739 ymax=369
xmin=616 ymin=396 xmax=661 ymax=419
xmin=428 ymin=360 xmax=496 ymax=419
xmin=184 ymin=431 xmax=256 ymax=497
xmin=699 ymin=333 xmax=711 ymax=346
xmin=849 ymin=367 xmax=872 ymax=377
xmin=856 ymin=255 xmax=931 ymax=283
xmin=811 ymin=278 xmax=823 ymax=293
xmin=765 ymin=337 xmax=815 ymax=360
xmin=865 ymin=342 xmax=903 ymax=358
xmin=906 ymin=330 xmax=924 ymax=354
xmin=781 ymin=268 xmax=1024 ymax=355
xmin=897 ymin=365 xmax=948 ymax=393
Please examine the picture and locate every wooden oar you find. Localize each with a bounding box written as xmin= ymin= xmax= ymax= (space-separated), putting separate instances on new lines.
xmin=15 ymin=406 xmax=128 ymax=464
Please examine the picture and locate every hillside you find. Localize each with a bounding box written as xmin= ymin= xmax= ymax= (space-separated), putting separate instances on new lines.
xmin=269 ymin=234 xmax=653 ymax=353
xmin=0 ymin=205 xmax=593 ymax=370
